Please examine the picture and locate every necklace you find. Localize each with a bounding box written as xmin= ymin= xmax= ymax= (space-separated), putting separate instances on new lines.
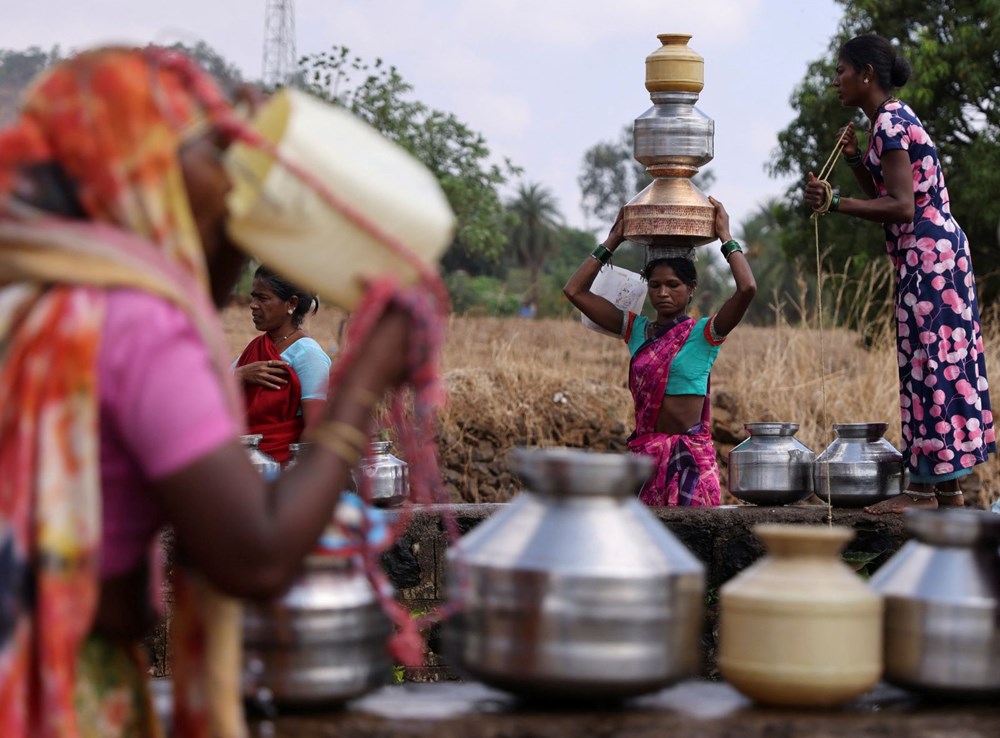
xmin=273 ymin=328 xmax=298 ymax=344
xmin=869 ymin=95 xmax=896 ymax=129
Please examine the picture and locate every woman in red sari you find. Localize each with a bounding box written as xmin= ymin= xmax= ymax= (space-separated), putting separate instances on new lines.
xmin=564 ymin=198 xmax=755 ymax=506
xmin=235 ymin=266 xmax=331 ymax=464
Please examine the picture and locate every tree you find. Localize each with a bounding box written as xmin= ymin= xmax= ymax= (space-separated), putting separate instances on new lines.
xmin=168 ymin=41 xmax=243 ymax=94
xmin=0 ymin=47 xmax=60 ymax=125
xmin=0 ymin=43 xmax=244 ymax=126
xmin=506 ymin=182 xmax=562 ymax=304
xmin=771 ymin=0 xmax=1000 ymax=307
xmin=737 ymin=198 xmax=816 ymax=325
xmin=300 ymin=46 xmax=517 ymax=274
xmin=579 ymin=124 xmax=715 ymax=230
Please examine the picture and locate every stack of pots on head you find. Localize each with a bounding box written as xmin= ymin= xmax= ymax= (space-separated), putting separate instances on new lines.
xmin=625 ymin=33 xmax=716 ymax=263
xmin=444 ymin=448 xmax=705 ymax=700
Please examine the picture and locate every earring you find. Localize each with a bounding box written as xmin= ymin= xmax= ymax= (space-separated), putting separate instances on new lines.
xmin=864 ymin=78 xmax=869 ymax=83
xmin=287 ymin=309 xmax=293 ymax=314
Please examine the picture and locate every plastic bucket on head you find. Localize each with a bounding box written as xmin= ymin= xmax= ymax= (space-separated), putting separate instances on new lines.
xmin=581 ymin=264 xmax=647 ymax=337
xmin=222 ymin=89 xmax=456 ymax=311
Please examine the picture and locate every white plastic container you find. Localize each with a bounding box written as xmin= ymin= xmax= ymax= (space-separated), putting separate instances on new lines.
xmin=581 ymin=264 xmax=647 ymax=337
xmin=223 ymin=89 xmax=456 ymax=311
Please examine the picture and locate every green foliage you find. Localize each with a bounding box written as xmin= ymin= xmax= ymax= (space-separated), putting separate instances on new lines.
xmin=771 ymin=0 xmax=1000 ymax=307
xmin=0 ymin=46 xmax=58 ymax=88
xmin=444 ymin=271 xmax=521 ymax=317
xmin=300 ymin=46 xmax=517 ymax=273
xmin=167 ymin=41 xmax=244 ymax=94
xmin=842 ymin=549 xmax=883 ymax=579
xmin=506 ymin=182 xmax=562 ymax=302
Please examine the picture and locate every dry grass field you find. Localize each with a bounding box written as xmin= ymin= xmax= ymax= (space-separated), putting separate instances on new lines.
xmin=222 ymin=301 xmax=1000 ymax=508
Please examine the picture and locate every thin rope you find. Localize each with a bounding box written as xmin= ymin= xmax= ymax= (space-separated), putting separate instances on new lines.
xmin=809 ymin=133 xmax=845 ymax=527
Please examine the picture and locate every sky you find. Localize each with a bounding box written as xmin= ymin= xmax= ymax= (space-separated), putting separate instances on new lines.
xmin=3 ymin=0 xmax=845 ymax=238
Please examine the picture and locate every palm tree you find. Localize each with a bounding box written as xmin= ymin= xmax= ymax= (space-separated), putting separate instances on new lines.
xmin=507 ymin=182 xmax=562 ymax=306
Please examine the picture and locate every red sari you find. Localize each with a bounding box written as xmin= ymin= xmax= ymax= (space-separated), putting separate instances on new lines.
xmin=236 ymin=334 xmax=304 ymax=464
xmin=626 ymin=316 xmax=721 ymax=507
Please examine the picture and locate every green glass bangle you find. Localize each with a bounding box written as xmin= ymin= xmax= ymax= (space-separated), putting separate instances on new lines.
xmin=720 ymin=240 xmax=743 ymax=260
xmin=591 ymin=245 xmax=613 ymax=265
xmin=830 ymin=193 xmax=841 ymax=212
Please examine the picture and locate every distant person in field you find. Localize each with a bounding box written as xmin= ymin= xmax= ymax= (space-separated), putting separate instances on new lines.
xmin=804 ymin=33 xmax=995 ymax=513
xmin=234 ymin=265 xmax=331 ymax=465
xmin=564 ymin=197 xmax=756 ymax=506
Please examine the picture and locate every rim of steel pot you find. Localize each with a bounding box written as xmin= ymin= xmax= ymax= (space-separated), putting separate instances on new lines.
xmin=904 ymin=508 xmax=1000 ymax=548
xmin=744 ymin=422 xmax=800 ymax=437
xmin=511 ymin=447 xmax=654 ymax=498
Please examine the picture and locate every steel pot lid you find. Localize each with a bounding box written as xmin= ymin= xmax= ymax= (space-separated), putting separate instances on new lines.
xmin=511 ymin=447 xmax=653 ymax=498
xmin=903 ymin=508 xmax=1000 ymax=547
xmin=832 ymin=422 xmax=889 ymax=440
xmin=744 ymin=422 xmax=800 ymax=437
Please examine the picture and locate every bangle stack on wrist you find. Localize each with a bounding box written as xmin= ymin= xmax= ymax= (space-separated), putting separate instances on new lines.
xmin=720 ymin=240 xmax=743 ymax=261
xmin=591 ymin=244 xmax=613 ymax=265
xmin=844 ymin=152 xmax=864 ymax=168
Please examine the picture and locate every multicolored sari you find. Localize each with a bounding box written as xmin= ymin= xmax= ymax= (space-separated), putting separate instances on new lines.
xmin=626 ymin=317 xmax=721 ymax=507
xmin=0 ymin=48 xmax=250 ymax=738
xmin=235 ymin=334 xmax=304 ymax=464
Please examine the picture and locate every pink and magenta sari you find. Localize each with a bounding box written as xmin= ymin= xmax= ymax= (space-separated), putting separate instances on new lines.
xmin=626 ymin=317 xmax=721 ymax=507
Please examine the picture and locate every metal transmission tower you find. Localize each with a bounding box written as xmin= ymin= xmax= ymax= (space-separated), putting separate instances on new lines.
xmin=262 ymin=0 xmax=297 ymax=88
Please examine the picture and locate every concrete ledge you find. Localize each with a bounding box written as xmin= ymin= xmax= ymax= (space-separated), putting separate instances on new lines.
xmin=381 ymin=503 xmax=911 ymax=681
xmin=248 ymin=680 xmax=1000 ymax=738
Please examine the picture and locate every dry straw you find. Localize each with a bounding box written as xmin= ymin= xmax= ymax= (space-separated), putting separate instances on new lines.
xmin=222 ymin=270 xmax=999 ymax=508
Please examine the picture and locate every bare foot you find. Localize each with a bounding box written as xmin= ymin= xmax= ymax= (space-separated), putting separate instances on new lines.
xmin=864 ymin=492 xmax=938 ymax=515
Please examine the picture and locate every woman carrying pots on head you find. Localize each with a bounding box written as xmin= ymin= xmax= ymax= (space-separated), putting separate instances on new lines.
xmin=234 ymin=265 xmax=332 ymax=464
xmin=804 ymin=34 xmax=995 ymax=513
xmin=0 ymin=47 xmax=436 ymax=737
xmin=564 ymin=198 xmax=756 ymax=506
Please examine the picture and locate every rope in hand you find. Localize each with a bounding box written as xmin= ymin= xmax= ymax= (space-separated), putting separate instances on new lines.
xmin=810 ymin=135 xmax=845 ymax=526
xmin=810 ymin=135 xmax=844 ymax=219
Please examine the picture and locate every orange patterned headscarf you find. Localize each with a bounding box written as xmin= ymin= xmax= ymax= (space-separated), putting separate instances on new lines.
xmin=0 ymin=47 xmax=248 ymax=738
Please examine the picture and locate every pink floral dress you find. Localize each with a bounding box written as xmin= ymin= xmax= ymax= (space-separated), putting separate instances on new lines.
xmin=866 ymin=100 xmax=996 ymax=482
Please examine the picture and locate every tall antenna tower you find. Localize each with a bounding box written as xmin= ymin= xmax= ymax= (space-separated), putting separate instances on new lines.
xmin=262 ymin=0 xmax=297 ymax=88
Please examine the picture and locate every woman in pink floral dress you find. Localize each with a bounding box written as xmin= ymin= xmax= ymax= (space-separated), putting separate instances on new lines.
xmin=805 ymin=34 xmax=995 ymax=512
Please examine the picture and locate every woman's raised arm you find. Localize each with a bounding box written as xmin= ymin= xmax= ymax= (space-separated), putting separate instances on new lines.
xmin=563 ymin=209 xmax=629 ymax=335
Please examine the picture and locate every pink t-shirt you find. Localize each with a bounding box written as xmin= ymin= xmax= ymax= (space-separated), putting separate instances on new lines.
xmin=97 ymin=289 xmax=240 ymax=578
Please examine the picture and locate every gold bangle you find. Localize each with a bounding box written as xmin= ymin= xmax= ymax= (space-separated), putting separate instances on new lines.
xmin=305 ymin=422 xmax=368 ymax=466
xmin=325 ymin=420 xmax=368 ymax=452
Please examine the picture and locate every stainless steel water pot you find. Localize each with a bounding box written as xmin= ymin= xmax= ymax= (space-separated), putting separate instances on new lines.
xmin=242 ymin=554 xmax=392 ymax=705
xmin=352 ymin=440 xmax=409 ymax=508
xmin=814 ymin=422 xmax=904 ymax=507
xmin=728 ymin=422 xmax=815 ymax=506
xmin=445 ymin=447 xmax=705 ymax=700
xmin=241 ymin=433 xmax=281 ymax=480
xmin=869 ymin=509 xmax=1000 ymax=698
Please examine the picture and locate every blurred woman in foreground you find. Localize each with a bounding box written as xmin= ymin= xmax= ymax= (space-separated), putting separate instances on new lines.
xmin=0 ymin=46 xmax=435 ymax=737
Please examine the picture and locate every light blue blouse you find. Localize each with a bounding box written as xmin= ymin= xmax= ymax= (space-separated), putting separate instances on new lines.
xmin=231 ymin=336 xmax=332 ymax=401
xmin=625 ymin=315 xmax=724 ymax=396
